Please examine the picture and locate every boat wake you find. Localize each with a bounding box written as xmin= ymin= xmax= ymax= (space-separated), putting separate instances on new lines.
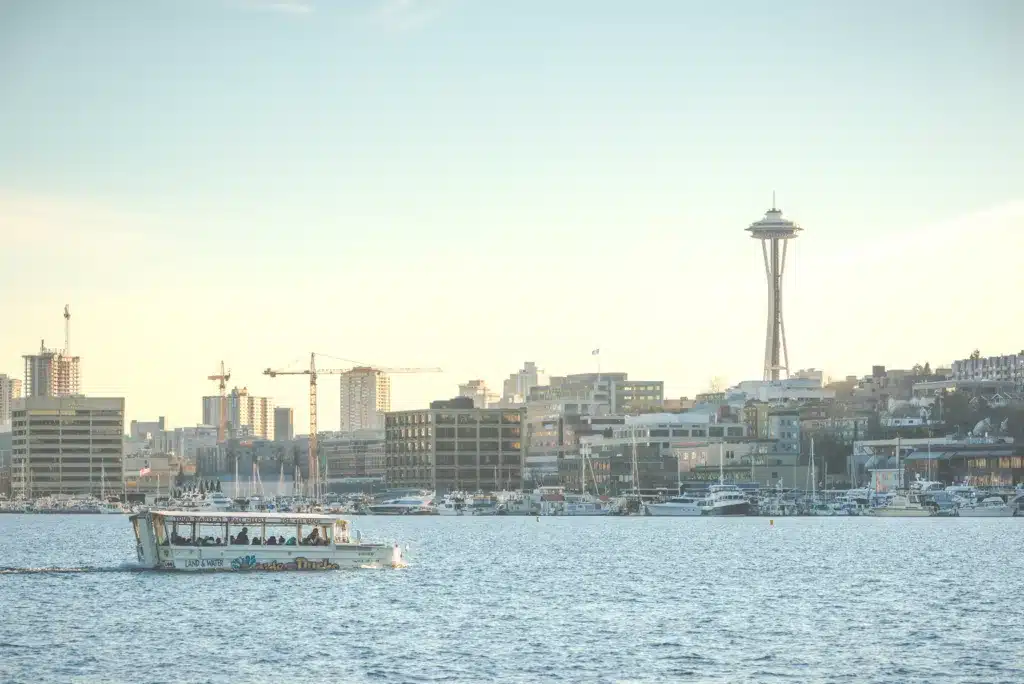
xmin=0 ymin=562 xmax=147 ymax=575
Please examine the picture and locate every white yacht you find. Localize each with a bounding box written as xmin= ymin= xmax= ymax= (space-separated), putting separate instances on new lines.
xmin=871 ymin=492 xmax=934 ymax=517
xmin=437 ymin=493 xmax=469 ymax=516
xmin=956 ymin=496 xmax=1015 ymax=517
xmin=200 ymin=492 xmax=234 ymax=511
xmin=645 ymin=495 xmax=704 ymax=517
xmin=129 ymin=510 xmax=405 ymax=571
xmin=368 ymin=494 xmax=436 ymax=515
xmin=701 ymin=484 xmax=752 ymax=516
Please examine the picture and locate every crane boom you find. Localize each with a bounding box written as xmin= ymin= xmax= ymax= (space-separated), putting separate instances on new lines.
xmin=207 ymin=360 xmax=231 ymax=443
xmin=264 ymin=355 xmax=442 ymax=499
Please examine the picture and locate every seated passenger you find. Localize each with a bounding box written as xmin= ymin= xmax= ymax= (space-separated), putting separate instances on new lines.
xmin=229 ymin=535 xmax=236 ymax=545
xmin=285 ymin=537 xmax=297 ymax=546
xmin=235 ymin=527 xmax=249 ymax=545
xmin=277 ymin=535 xmax=285 ymax=545
xmin=266 ymin=536 xmax=276 ymax=545
xmin=302 ymin=528 xmax=320 ymax=545
xmin=252 ymin=537 xmax=261 ymax=545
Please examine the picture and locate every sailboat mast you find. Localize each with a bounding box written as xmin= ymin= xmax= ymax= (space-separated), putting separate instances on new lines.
xmin=718 ymin=440 xmax=724 ymax=484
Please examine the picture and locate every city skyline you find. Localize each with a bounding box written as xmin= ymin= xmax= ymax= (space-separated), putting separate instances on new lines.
xmin=2 ymin=0 xmax=1022 ymax=429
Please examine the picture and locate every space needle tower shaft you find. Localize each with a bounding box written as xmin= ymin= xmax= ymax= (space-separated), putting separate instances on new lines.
xmin=746 ymin=195 xmax=802 ymax=381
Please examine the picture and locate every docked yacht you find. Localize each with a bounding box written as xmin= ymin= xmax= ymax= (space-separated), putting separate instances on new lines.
xmin=701 ymin=484 xmax=752 ymax=516
xmin=871 ymin=492 xmax=935 ymax=517
xmin=129 ymin=510 xmax=405 ymax=571
xmin=200 ymin=492 xmax=234 ymax=511
xmin=956 ymin=496 xmax=1015 ymax=517
xmin=368 ymin=494 xmax=435 ymax=515
xmin=645 ymin=495 xmax=704 ymax=517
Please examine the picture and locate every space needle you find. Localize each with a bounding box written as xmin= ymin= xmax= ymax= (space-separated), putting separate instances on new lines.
xmin=746 ymin=194 xmax=802 ymax=381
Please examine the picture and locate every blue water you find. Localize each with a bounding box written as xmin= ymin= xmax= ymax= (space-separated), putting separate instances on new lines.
xmin=1 ymin=515 xmax=1022 ymax=683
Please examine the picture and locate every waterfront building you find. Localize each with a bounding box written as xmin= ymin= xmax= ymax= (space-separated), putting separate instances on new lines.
xmin=322 ymin=429 xmax=385 ymax=482
xmin=202 ymin=387 xmax=275 ymax=440
xmin=11 ymin=396 xmax=124 ymax=498
xmin=274 ymin=407 xmax=294 ymax=441
xmin=0 ymin=373 xmax=23 ymax=430
xmin=339 ymin=367 xmax=390 ymax=432
xmin=384 ymin=401 xmax=525 ymax=493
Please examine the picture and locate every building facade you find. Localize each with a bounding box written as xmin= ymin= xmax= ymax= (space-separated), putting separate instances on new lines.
xmin=501 ymin=361 xmax=543 ymax=405
xmin=22 ymin=341 xmax=80 ymax=398
xmin=202 ymin=387 xmax=275 ymax=440
xmin=322 ymin=429 xmax=385 ymax=482
xmin=458 ymin=379 xmax=499 ymax=408
xmin=274 ymin=407 xmax=294 ymax=441
xmin=11 ymin=396 xmax=124 ymax=498
xmin=1 ymin=374 xmax=23 ymax=429
xmin=340 ymin=368 xmax=391 ymax=432
xmin=951 ymin=352 xmax=1024 ymax=390
xmin=385 ymin=403 xmax=526 ymax=493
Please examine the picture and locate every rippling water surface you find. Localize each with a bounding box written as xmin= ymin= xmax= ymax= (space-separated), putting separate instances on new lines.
xmin=1 ymin=514 xmax=1023 ymax=683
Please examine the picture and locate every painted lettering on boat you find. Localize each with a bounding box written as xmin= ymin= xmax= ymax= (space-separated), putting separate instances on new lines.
xmin=230 ymin=554 xmax=340 ymax=571
xmin=184 ymin=558 xmax=225 ymax=569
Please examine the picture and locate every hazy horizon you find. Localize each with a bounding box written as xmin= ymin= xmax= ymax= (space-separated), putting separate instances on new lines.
xmin=2 ymin=0 xmax=1022 ymax=430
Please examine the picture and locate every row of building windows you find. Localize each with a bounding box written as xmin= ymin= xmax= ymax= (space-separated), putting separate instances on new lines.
xmin=386 ymin=411 xmax=523 ymax=426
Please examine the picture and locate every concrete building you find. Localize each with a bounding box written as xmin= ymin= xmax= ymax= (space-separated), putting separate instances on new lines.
xmin=951 ymin=352 xmax=1024 ymax=390
xmin=11 ymin=396 xmax=124 ymax=498
xmin=385 ymin=402 xmax=526 ymax=493
xmin=501 ymin=361 xmax=543 ymax=405
xmin=130 ymin=416 xmax=166 ymax=440
xmin=202 ymin=387 xmax=275 ymax=440
xmin=339 ymin=368 xmax=390 ymax=432
xmin=458 ymin=379 xmax=499 ymax=408
xmin=23 ymin=340 xmax=80 ymax=398
xmin=274 ymin=407 xmax=294 ymax=441
xmin=1 ymin=374 xmax=23 ymax=430
xmin=322 ymin=429 xmax=385 ymax=484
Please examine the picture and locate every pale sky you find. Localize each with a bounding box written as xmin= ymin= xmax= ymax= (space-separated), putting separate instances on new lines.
xmin=1 ymin=0 xmax=1022 ymax=433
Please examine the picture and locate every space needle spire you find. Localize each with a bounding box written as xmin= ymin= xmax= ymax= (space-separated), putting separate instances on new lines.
xmin=746 ymin=195 xmax=802 ymax=381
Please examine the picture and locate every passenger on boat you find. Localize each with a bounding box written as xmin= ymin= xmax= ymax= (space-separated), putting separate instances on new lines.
xmin=266 ymin=536 xmax=277 ymax=545
xmin=251 ymin=537 xmax=261 ymax=545
xmin=302 ymin=528 xmax=320 ymax=545
xmin=285 ymin=537 xmax=296 ymax=546
xmin=277 ymin=535 xmax=285 ymax=545
xmin=235 ymin=527 xmax=249 ymax=544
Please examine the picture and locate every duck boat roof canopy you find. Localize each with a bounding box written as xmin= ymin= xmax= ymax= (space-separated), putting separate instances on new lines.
xmin=140 ymin=510 xmax=349 ymax=527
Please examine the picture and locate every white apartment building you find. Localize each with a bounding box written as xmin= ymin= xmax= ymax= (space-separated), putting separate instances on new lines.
xmin=340 ymin=367 xmax=390 ymax=432
xmin=951 ymin=352 xmax=1024 ymax=390
xmin=1 ymin=374 xmax=23 ymax=430
xmin=201 ymin=387 xmax=275 ymax=440
xmin=11 ymin=396 xmax=124 ymax=497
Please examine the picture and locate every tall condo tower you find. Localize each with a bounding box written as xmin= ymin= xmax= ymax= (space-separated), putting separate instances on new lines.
xmin=746 ymin=196 xmax=802 ymax=381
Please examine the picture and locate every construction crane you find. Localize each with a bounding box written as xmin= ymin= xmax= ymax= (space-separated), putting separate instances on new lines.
xmin=264 ymin=354 xmax=442 ymax=499
xmin=207 ymin=361 xmax=231 ymax=443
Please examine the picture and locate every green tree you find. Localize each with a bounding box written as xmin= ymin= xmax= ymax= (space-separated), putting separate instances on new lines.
xmin=970 ymin=349 xmax=981 ymax=360
xmin=923 ymin=362 xmax=931 ymax=375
